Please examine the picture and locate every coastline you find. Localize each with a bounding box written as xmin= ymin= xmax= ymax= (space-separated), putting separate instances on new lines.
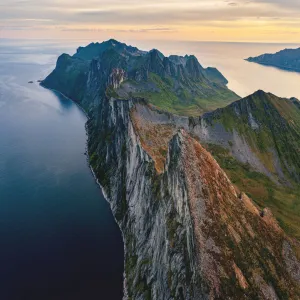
xmin=40 ymin=83 xmax=127 ymax=300
xmin=88 ymin=147 xmax=128 ymax=300
xmin=39 ymin=84 xmax=90 ymax=118
xmin=245 ymin=59 xmax=300 ymax=73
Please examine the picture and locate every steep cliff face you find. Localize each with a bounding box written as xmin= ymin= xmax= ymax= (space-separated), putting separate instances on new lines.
xmin=42 ymin=40 xmax=300 ymax=299
xmin=86 ymin=96 xmax=300 ymax=299
xmin=189 ymin=91 xmax=300 ymax=240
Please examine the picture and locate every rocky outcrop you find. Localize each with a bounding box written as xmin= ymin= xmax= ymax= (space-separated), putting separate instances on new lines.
xmin=86 ymin=95 xmax=300 ymax=299
xmin=109 ymin=68 xmax=127 ymax=89
xmin=190 ymin=90 xmax=300 ymax=184
xmin=42 ymin=40 xmax=300 ymax=299
xmin=42 ymin=39 xmax=239 ymax=117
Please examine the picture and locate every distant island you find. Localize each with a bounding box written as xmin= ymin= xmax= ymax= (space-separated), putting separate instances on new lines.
xmin=246 ymin=47 xmax=300 ymax=72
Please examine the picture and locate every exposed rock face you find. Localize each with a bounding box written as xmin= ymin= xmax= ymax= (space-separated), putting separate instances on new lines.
xmin=42 ymin=40 xmax=300 ymax=299
xmin=190 ymin=90 xmax=300 ymax=184
xmin=283 ymin=241 xmax=300 ymax=284
xmin=122 ymin=90 xmax=300 ymax=185
xmin=109 ymin=68 xmax=127 ymax=89
xmin=42 ymin=39 xmax=239 ymax=116
xmin=86 ymin=96 xmax=300 ymax=299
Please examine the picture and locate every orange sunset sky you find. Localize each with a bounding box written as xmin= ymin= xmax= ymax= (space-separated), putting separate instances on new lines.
xmin=1 ymin=0 xmax=300 ymax=42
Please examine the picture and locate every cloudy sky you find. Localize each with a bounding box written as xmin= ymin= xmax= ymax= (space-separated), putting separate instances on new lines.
xmin=1 ymin=0 xmax=300 ymax=42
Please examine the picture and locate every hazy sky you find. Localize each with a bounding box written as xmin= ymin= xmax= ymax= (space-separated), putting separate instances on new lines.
xmin=1 ymin=0 xmax=300 ymax=42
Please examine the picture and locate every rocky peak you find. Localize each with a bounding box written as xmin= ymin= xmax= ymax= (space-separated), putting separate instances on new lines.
xmin=165 ymin=128 xmax=300 ymax=299
xmin=149 ymin=48 xmax=164 ymax=59
xmin=185 ymin=55 xmax=205 ymax=79
xmin=74 ymin=39 xmax=146 ymax=61
xmin=168 ymin=55 xmax=188 ymax=66
xmin=108 ymin=68 xmax=126 ymax=89
xmin=290 ymin=97 xmax=300 ymax=109
xmin=56 ymin=53 xmax=72 ymax=69
xmin=143 ymin=49 xmax=165 ymax=77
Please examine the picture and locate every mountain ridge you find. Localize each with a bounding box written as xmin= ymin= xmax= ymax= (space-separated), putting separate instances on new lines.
xmin=85 ymin=92 xmax=300 ymax=299
xmin=42 ymin=39 xmax=239 ymax=116
xmin=42 ymin=40 xmax=300 ymax=299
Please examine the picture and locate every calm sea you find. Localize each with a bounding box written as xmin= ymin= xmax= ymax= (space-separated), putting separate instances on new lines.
xmin=1 ymin=38 xmax=300 ymax=300
xmin=0 ymin=39 xmax=124 ymax=300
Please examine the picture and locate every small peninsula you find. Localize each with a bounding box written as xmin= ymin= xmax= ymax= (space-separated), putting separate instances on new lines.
xmin=246 ymin=47 xmax=300 ymax=72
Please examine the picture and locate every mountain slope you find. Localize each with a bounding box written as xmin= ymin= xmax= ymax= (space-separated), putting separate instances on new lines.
xmin=127 ymin=91 xmax=300 ymax=241
xmin=42 ymin=41 xmax=300 ymax=299
xmin=42 ymin=39 xmax=239 ymax=116
xmin=87 ymin=96 xmax=300 ymax=299
xmin=189 ymin=91 xmax=300 ymax=239
xmin=246 ymin=47 xmax=300 ymax=72
xmin=191 ymin=90 xmax=300 ymax=184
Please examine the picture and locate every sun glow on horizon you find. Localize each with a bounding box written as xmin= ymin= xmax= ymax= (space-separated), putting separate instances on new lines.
xmin=1 ymin=0 xmax=300 ymax=43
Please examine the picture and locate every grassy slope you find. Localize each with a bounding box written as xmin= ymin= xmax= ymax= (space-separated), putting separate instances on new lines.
xmin=128 ymin=90 xmax=300 ymax=240
xmin=204 ymin=93 xmax=300 ymax=240
xmin=206 ymin=143 xmax=300 ymax=241
xmin=212 ymin=92 xmax=300 ymax=180
xmin=128 ymin=73 xmax=239 ymax=116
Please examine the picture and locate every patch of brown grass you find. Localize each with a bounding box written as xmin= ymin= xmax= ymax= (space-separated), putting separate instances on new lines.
xmin=178 ymin=130 xmax=300 ymax=299
xmin=130 ymin=108 xmax=176 ymax=174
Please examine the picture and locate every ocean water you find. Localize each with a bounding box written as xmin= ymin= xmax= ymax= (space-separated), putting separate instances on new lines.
xmin=1 ymin=38 xmax=300 ymax=300
xmin=0 ymin=40 xmax=124 ymax=300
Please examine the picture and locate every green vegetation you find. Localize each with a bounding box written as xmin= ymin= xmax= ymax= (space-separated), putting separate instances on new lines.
xmin=106 ymin=85 xmax=120 ymax=98
xmin=129 ymin=73 xmax=238 ymax=116
xmin=44 ymin=40 xmax=240 ymax=117
xmin=42 ymin=54 xmax=89 ymax=103
xmin=213 ymin=91 xmax=300 ymax=180
xmin=134 ymin=73 xmax=179 ymax=114
xmin=207 ymin=143 xmax=300 ymax=240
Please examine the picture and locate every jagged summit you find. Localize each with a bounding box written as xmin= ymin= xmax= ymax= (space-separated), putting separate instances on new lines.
xmin=168 ymin=54 xmax=188 ymax=66
xmin=149 ymin=48 xmax=165 ymax=59
xmin=250 ymin=89 xmax=268 ymax=97
xmin=128 ymin=89 xmax=300 ymax=240
xmin=198 ymin=90 xmax=300 ymax=182
xmin=74 ymin=39 xmax=146 ymax=60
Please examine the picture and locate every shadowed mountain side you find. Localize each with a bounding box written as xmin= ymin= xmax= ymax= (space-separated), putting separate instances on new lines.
xmin=42 ymin=39 xmax=239 ymax=116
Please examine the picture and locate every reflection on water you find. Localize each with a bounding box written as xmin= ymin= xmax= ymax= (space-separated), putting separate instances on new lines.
xmin=52 ymin=90 xmax=77 ymax=111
